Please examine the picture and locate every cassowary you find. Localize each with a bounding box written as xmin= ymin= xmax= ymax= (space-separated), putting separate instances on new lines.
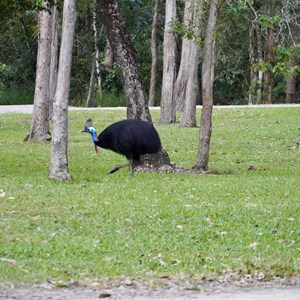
xmin=82 ymin=118 xmax=162 ymax=176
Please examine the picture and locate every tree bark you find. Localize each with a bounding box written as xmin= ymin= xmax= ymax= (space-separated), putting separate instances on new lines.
xmin=104 ymin=39 xmax=113 ymax=71
xmin=160 ymin=0 xmax=177 ymax=124
xmin=174 ymin=0 xmax=195 ymax=113
xmin=263 ymin=26 xmax=275 ymax=104
xmin=195 ymin=0 xmax=218 ymax=171
xmin=149 ymin=0 xmax=160 ymax=107
xmin=180 ymin=39 xmax=198 ymax=127
xmin=177 ymin=0 xmax=199 ymax=127
xmin=256 ymin=22 xmax=263 ymax=104
xmin=92 ymin=0 xmax=102 ymax=99
xmin=49 ymin=0 xmax=76 ymax=180
xmin=86 ymin=64 xmax=97 ymax=107
xmin=49 ymin=3 xmax=58 ymax=120
xmin=248 ymin=22 xmax=255 ymax=105
xmin=98 ymin=0 xmax=151 ymax=122
xmin=25 ymin=3 xmax=52 ymax=142
xmin=286 ymin=52 xmax=297 ymax=103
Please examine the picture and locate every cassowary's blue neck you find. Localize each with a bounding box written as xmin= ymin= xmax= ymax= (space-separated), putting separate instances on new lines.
xmin=91 ymin=132 xmax=97 ymax=143
xmin=89 ymin=128 xmax=98 ymax=143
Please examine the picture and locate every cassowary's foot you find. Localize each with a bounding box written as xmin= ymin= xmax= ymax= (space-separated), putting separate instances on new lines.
xmin=107 ymin=162 xmax=130 ymax=175
xmin=107 ymin=159 xmax=136 ymax=177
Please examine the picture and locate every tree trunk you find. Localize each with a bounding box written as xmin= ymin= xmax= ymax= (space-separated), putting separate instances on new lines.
xmin=104 ymin=39 xmax=113 ymax=71
xmin=263 ymin=26 xmax=275 ymax=104
xmin=180 ymin=40 xmax=198 ymax=127
xmin=177 ymin=0 xmax=199 ymax=127
xmin=97 ymin=0 xmax=170 ymax=170
xmin=263 ymin=0 xmax=278 ymax=104
xmin=98 ymin=0 xmax=151 ymax=122
xmin=286 ymin=52 xmax=297 ymax=103
xmin=49 ymin=0 xmax=76 ymax=180
xmin=160 ymin=0 xmax=177 ymax=124
xmin=86 ymin=64 xmax=97 ymax=107
xmin=174 ymin=0 xmax=195 ymax=113
xmin=49 ymin=3 xmax=58 ymax=120
xmin=248 ymin=22 xmax=255 ymax=105
xmin=256 ymin=22 xmax=263 ymax=104
xmin=195 ymin=0 xmax=218 ymax=171
xmin=149 ymin=0 xmax=160 ymax=107
xmin=92 ymin=0 xmax=102 ymax=99
xmin=25 ymin=3 xmax=52 ymax=142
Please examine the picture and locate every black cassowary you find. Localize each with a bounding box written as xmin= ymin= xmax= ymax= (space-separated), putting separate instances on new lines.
xmin=82 ymin=118 xmax=162 ymax=176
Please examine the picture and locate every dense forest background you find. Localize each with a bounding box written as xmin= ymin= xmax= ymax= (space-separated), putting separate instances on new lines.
xmin=0 ymin=0 xmax=299 ymax=107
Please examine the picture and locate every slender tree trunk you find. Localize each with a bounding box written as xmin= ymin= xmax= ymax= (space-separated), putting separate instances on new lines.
xmin=160 ymin=0 xmax=177 ymax=124
xmin=263 ymin=0 xmax=279 ymax=104
xmin=256 ymin=22 xmax=263 ymax=104
xmin=19 ymin=17 xmax=30 ymax=50
xmin=180 ymin=39 xmax=199 ymax=127
xmin=86 ymin=64 xmax=97 ymax=107
xmin=286 ymin=52 xmax=297 ymax=103
xmin=92 ymin=0 xmax=102 ymax=99
xmin=264 ymin=27 xmax=275 ymax=104
xmin=149 ymin=0 xmax=160 ymax=107
xmin=49 ymin=0 xmax=76 ymax=180
xmin=104 ymin=39 xmax=113 ymax=71
xmin=174 ymin=0 xmax=195 ymax=113
xmin=195 ymin=0 xmax=218 ymax=171
xmin=248 ymin=23 xmax=255 ymax=105
xmin=25 ymin=4 xmax=52 ymax=142
xmin=177 ymin=0 xmax=199 ymax=127
xmin=98 ymin=0 xmax=151 ymax=121
xmin=49 ymin=3 xmax=58 ymax=120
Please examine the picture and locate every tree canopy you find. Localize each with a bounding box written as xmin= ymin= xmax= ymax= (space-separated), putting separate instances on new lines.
xmin=1 ymin=0 xmax=299 ymax=106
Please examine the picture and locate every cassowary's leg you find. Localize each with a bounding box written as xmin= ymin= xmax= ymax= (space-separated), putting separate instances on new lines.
xmin=107 ymin=162 xmax=129 ymax=174
xmin=107 ymin=159 xmax=135 ymax=176
xmin=128 ymin=159 xmax=134 ymax=177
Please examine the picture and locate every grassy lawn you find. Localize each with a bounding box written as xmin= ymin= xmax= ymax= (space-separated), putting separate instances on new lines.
xmin=0 ymin=107 xmax=299 ymax=284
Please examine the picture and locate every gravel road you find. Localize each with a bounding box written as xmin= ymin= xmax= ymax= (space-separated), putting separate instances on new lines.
xmin=1 ymin=279 xmax=300 ymax=300
xmin=1 ymin=104 xmax=300 ymax=114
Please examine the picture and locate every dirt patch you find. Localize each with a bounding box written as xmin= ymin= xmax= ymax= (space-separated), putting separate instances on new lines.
xmin=135 ymin=163 xmax=205 ymax=175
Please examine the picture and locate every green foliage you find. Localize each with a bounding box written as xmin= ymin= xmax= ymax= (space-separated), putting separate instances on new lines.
xmin=0 ymin=107 xmax=299 ymax=283
xmin=1 ymin=0 xmax=299 ymax=106
xmin=98 ymin=94 xmax=126 ymax=107
xmin=253 ymin=44 xmax=300 ymax=79
xmin=170 ymin=18 xmax=196 ymax=40
xmin=225 ymin=0 xmax=249 ymax=15
xmin=101 ymin=65 xmax=124 ymax=96
xmin=0 ymin=87 xmax=33 ymax=105
xmin=259 ymin=15 xmax=281 ymax=30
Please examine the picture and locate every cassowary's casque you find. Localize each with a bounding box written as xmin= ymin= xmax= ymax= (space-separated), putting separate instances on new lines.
xmin=82 ymin=118 xmax=162 ymax=176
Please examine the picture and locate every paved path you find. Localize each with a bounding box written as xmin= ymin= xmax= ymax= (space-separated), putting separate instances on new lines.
xmin=1 ymin=104 xmax=299 ymax=114
xmin=1 ymin=282 xmax=300 ymax=300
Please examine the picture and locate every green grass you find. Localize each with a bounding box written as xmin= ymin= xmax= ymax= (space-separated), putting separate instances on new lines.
xmin=0 ymin=107 xmax=299 ymax=284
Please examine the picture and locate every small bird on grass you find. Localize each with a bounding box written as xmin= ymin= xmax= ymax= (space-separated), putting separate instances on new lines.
xmin=82 ymin=118 xmax=162 ymax=176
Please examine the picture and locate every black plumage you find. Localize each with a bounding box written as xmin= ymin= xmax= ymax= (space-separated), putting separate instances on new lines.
xmin=82 ymin=118 xmax=162 ymax=176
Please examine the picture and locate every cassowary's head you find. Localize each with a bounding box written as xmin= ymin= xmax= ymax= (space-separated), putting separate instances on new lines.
xmin=83 ymin=126 xmax=97 ymax=136
xmin=82 ymin=119 xmax=99 ymax=154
